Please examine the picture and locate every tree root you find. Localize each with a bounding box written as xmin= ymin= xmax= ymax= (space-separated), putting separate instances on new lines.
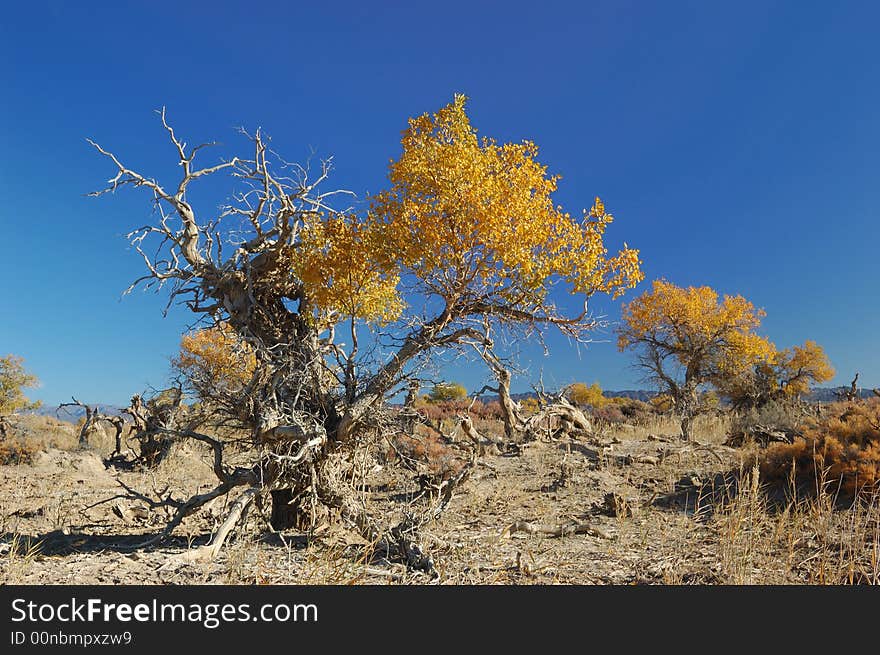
xmin=318 ymin=451 xmax=473 ymax=575
xmin=459 ymin=414 xmax=504 ymax=455
xmin=174 ymin=486 xmax=260 ymax=563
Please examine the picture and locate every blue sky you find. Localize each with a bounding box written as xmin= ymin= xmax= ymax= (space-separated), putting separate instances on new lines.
xmin=1 ymin=0 xmax=878 ymax=406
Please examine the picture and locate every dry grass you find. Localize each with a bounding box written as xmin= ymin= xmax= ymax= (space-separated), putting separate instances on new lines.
xmin=0 ymin=532 xmax=43 ymax=584
xmin=710 ymin=463 xmax=880 ymax=584
xmin=759 ymin=399 xmax=880 ymax=498
xmin=593 ymin=413 xmax=731 ymax=443
xmin=2 ymin=407 xmax=879 ymax=585
xmin=0 ymin=414 xmax=80 ymax=464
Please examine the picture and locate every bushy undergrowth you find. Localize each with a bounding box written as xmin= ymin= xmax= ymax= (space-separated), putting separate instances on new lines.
xmin=0 ymin=415 xmax=79 ymax=464
xmin=760 ymin=400 xmax=880 ymax=497
xmin=591 ymin=398 xmax=656 ymax=425
xmin=415 ymin=399 xmax=504 ymax=424
xmin=732 ymin=400 xmax=802 ymax=434
xmin=0 ymin=437 xmax=40 ymax=465
xmin=386 ymin=432 xmax=465 ymax=479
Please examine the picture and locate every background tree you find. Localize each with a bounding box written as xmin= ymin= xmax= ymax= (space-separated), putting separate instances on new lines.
xmin=0 ymin=355 xmax=41 ymax=436
xmin=89 ymin=97 xmax=642 ymax=564
xmin=427 ymin=382 xmax=468 ymax=403
xmin=720 ymin=340 xmax=835 ymax=409
xmin=566 ymin=382 xmax=608 ymax=408
xmin=172 ymin=323 xmax=257 ymax=426
xmin=617 ymin=280 xmax=774 ymax=439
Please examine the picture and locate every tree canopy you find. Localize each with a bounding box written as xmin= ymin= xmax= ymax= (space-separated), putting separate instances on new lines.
xmin=567 ymin=382 xmax=608 ymax=408
xmin=87 ymin=96 xmax=643 ymax=565
xmin=0 ymin=354 xmax=41 ymax=417
xmin=618 ymin=280 xmax=834 ymax=437
xmin=617 ymin=280 xmax=775 ymax=437
xmin=173 ymin=323 xmax=257 ymax=401
xmin=427 ymin=382 xmax=468 ymax=403
xmin=718 ymin=339 xmax=834 ymax=409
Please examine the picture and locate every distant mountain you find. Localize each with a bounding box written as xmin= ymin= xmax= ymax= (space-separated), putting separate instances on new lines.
xmin=26 ymin=386 xmax=875 ymax=424
xmin=26 ymin=403 xmax=125 ymax=423
xmin=491 ymin=387 xmax=876 ymax=404
xmin=805 ymin=387 xmax=877 ymax=402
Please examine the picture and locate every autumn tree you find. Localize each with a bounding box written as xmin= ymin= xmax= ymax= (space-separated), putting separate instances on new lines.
xmin=567 ymin=382 xmax=608 ymax=408
xmin=171 ymin=323 xmax=257 ymax=426
xmin=618 ymin=280 xmax=774 ymax=439
xmin=88 ymin=96 xmax=642 ymax=565
xmin=0 ymin=355 xmax=41 ymax=436
xmin=719 ymin=340 xmax=835 ymax=410
xmin=427 ymin=382 xmax=468 ymax=403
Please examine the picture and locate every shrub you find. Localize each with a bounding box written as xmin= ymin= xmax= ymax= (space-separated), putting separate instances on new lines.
xmin=468 ymin=400 xmax=504 ymax=421
xmin=649 ymin=394 xmax=675 ymax=413
xmin=567 ymin=382 xmax=609 ymax=408
xmin=0 ymin=437 xmax=40 ymax=465
xmin=591 ymin=404 xmax=626 ymax=424
xmin=759 ymin=400 xmax=880 ymax=497
xmin=733 ymin=399 xmax=801 ymax=434
xmin=0 ymin=355 xmax=41 ymax=416
xmin=386 ymin=433 xmax=464 ymax=479
xmin=427 ymin=382 xmax=468 ymax=403
xmin=519 ymin=397 xmax=540 ymax=415
xmin=617 ymin=398 xmax=654 ymax=423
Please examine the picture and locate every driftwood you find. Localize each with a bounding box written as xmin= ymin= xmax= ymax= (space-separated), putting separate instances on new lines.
xmin=59 ymin=397 xmax=127 ymax=454
xmin=835 ymin=372 xmax=861 ymax=402
xmin=724 ymin=425 xmax=799 ymax=448
xmin=619 ymin=454 xmax=660 ymax=466
xmin=459 ymin=414 xmax=504 ymax=455
xmin=502 ymin=520 xmax=613 ymax=540
xmin=176 ymin=486 xmax=261 ymax=563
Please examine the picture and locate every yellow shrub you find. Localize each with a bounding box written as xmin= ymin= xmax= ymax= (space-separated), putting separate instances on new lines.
xmin=567 ymin=382 xmax=609 ymax=408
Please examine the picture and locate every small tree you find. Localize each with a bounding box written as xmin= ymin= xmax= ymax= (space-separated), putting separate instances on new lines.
xmin=172 ymin=323 xmax=257 ymax=425
xmin=567 ymin=382 xmax=608 ymax=408
xmin=427 ymin=382 xmax=468 ymax=403
xmin=617 ymin=280 xmax=774 ymax=439
xmin=0 ymin=355 xmax=41 ymax=435
xmin=719 ymin=340 xmax=835 ymax=409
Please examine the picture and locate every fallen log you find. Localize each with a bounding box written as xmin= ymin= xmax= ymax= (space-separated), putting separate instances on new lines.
xmin=501 ymin=520 xmax=613 ymax=540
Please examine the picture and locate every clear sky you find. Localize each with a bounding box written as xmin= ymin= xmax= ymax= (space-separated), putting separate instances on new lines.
xmin=2 ymin=0 xmax=878 ymax=406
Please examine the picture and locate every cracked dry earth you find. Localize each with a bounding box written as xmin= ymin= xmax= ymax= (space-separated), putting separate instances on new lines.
xmin=1 ymin=419 xmax=860 ymax=585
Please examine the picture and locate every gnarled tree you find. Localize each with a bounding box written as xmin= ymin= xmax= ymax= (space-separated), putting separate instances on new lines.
xmin=89 ymin=96 xmax=642 ymax=566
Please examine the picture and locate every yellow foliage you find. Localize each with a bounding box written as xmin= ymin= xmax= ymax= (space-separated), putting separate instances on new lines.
xmin=427 ymin=382 xmax=468 ymax=403
xmin=0 ymin=355 xmax=41 ymax=416
xmin=174 ymin=324 xmax=257 ymax=394
xmin=720 ymin=340 xmax=834 ymax=407
xmin=519 ymin=397 xmax=540 ymax=414
xmin=293 ymin=213 xmax=403 ymax=324
xmin=649 ymin=394 xmax=675 ymax=412
xmin=775 ymin=340 xmax=835 ymax=398
xmin=370 ymin=95 xmax=643 ymax=307
xmin=618 ymin=280 xmax=775 ymax=384
xmin=278 ymin=95 xmax=643 ymax=330
xmin=701 ymin=390 xmax=720 ymax=409
xmin=567 ymin=382 xmax=609 ymax=407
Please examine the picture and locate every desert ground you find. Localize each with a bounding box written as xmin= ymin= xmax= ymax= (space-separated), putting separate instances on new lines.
xmin=1 ymin=409 xmax=878 ymax=585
